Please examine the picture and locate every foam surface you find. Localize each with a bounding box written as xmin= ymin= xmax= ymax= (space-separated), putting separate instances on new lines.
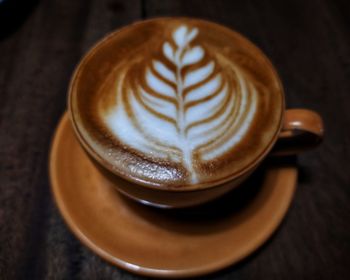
xmin=70 ymin=18 xmax=283 ymax=188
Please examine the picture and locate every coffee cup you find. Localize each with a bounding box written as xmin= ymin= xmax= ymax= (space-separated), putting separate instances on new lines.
xmin=68 ymin=18 xmax=323 ymax=208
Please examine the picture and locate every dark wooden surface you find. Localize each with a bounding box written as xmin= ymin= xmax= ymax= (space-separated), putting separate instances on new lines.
xmin=1 ymin=0 xmax=349 ymax=279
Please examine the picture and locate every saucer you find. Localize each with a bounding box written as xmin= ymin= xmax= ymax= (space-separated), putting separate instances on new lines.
xmin=49 ymin=113 xmax=297 ymax=278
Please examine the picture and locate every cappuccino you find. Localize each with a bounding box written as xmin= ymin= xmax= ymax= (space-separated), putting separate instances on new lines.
xmin=69 ymin=18 xmax=283 ymax=188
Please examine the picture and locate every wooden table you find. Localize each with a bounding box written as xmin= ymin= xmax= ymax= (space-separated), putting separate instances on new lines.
xmin=1 ymin=0 xmax=349 ymax=279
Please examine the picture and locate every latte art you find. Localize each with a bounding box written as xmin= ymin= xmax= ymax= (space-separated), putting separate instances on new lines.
xmin=101 ymin=25 xmax=258 ymax=183
xmin=70 ymin=18 xmax=283 ymax=188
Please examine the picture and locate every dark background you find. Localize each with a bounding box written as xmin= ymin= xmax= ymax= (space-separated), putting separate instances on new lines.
xmin=0 ymin=0 xmax=349 ymax=279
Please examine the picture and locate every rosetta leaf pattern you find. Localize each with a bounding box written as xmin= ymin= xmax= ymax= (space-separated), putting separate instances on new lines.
xmin=105 ymin=25 xmax=257 ymax=183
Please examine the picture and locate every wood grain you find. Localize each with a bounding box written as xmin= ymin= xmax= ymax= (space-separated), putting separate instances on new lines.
xmin=0 ymin=0 xmax=349 ymax=279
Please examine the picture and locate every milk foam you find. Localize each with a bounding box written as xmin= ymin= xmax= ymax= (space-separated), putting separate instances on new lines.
xmin=102 ymin=25 xmax=258 ymax=183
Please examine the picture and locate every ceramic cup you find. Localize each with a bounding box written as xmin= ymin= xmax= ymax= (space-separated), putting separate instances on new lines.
xmin=68 ymin=19 xmax=324 ymax=208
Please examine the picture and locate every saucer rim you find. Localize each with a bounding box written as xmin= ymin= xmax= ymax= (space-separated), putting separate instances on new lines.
xmin=49 ymin=112 xmax=297 ymax=278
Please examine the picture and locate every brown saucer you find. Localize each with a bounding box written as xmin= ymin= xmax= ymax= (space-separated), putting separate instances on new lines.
xmin=49 ymin=113 xmax=297 ymax=278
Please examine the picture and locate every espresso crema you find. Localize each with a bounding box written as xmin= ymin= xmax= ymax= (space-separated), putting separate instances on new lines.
xmin=70 ymin=18 xmax=284 ymax=188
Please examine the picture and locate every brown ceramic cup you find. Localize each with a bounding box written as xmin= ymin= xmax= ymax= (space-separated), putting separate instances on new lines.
xmin=68 ymin=18 xmax=324 ymax=208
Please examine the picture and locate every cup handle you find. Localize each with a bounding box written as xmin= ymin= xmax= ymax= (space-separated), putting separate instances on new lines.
xmin=271 ymin=109 xmax=324 ymax=156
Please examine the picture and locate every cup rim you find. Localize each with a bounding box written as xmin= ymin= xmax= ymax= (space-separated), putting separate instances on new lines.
xmin=68 ymin=16 xmax=285 ymax=192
